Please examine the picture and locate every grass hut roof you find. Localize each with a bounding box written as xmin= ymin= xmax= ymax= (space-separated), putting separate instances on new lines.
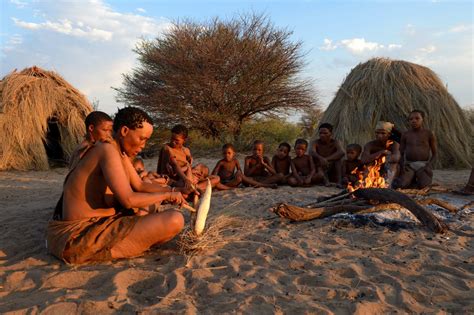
xmin=321 ymin=58 xmax=473 ymax=168
xmin=0 ymin=66 xmax=92 ymax=170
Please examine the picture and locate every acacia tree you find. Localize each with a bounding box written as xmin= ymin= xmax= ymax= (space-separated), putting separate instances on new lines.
xmin=116 ymin=14 xmax=317 ymax=139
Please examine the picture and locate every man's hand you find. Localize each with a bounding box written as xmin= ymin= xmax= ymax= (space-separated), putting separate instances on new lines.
xmin=168 ymin=192 xmax=188 ymax=207
xmin=304 ymin=176 xmax=312 ymax=185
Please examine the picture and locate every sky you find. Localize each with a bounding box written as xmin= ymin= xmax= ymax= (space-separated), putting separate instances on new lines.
xmin=1 ymin=0 xmax=473 ymax=115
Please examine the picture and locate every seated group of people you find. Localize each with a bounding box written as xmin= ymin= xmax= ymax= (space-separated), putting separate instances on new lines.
xmin=46 ymin=107 xmax=439 ymax=264
xmin=131 ymin=110 xmax=436 ymax=194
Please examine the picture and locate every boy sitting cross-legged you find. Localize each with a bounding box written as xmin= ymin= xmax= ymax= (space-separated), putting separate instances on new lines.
xmin=244 ymin=140 xmax=283 ymax=188
xmin=157 ymin=124 xmax=220 ymax=194
xmin=271 ymin=142 xmax=292 ymax=185
xmin=288 ymin=139 xmax=324 ymax=187
xmin=341 ymin=143 xmax=363 ymax=187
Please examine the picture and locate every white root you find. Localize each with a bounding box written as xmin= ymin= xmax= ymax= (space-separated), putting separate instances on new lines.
xmin=194 ymin=179 xmax=212 ymax=236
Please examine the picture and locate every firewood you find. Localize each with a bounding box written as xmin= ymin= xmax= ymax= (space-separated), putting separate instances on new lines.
xmin=271 ymin=203 xmax=369 ymax=221
xmin=417 ymin=198 xmax=457 ymax=213
xmin=353 ymin=188 xmax=448 ymax=233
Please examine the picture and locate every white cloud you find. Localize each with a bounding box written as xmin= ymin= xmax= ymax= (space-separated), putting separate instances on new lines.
xmin=449 ymin=24 xmax=471 ymax=33
xmin=10 ymin=0 xmax=27 ymax=9
xmin=419 ymin=45 xmax=436 ymax=54
xmin=340 ymin=38 xmax=383 ymax=54
xmin=388 ymin=44 xmax=402 ymax=50
xmin=12 ymin=17 xmax=113 ymax=41
xmin=136 ymin=8 xmax=146 ymax=13
xmin=320 ymin=37 xmax=402 ymax=55
xmin=2 ymin=0 xmax=172 ymax=114
xmin=319 ymin=38 xmax=337 ymax=51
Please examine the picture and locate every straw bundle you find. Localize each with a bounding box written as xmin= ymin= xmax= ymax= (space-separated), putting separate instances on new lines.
xmin=178 ymin=215 xmax=245 ymax=258
xmin=322 ymin=58 xmax=473 ymax=168
xmin=0 ymin=66 xmax=92 ymax=170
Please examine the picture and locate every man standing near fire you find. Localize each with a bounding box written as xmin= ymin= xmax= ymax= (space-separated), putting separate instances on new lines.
xmin=361 ymin=121 xmax=400 ymax=187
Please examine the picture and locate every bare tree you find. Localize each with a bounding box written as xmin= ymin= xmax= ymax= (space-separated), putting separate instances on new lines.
xmin=299 ymin=104 xmax=323 ymax=139
xmin=116 ymin=14 xmax=317 ymax=140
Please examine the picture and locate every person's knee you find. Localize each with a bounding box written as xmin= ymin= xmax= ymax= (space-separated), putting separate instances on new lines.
xmin=168 ymin=211 xmax=185 ymax=233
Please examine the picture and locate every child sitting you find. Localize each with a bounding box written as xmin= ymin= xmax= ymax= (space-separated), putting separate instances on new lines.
xmin=271 ymin=142 xmax=292 ymax=185
xmin=156 ymin=124 xmax=219 ymax=193
xmin=212 ymin=143 xmax=244 ymax=189
xmin=244 ymin=140 xmax=283 ymax=188
xmin=288 ymin=139 xmax=324 ymax=186
xmin=132 ymin=156 xmax=169 ymax=185
xmin=341 ymin=143 xmax=363 ymax=187
xmin=69 ymin=111 xmax=113 ymax=169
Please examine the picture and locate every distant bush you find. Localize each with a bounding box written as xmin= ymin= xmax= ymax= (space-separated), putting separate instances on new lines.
xmin=236 ymin=118 xmax=302 ymax=152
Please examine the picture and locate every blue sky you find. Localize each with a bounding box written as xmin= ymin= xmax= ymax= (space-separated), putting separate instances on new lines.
xmin=1 ymin=0 xmax=472 ymax=115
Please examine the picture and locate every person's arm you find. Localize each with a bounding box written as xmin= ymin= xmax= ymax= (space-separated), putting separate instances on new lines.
xmin=428 ymin=131 xmax=437 ymax=166
xmin=244 ymin=157 xmax=260 ymax=176
xmin=399 ymin=133 xmax=407 ymax=168
xmin=235 ymin=159 xmax=243 ymax=173
xmin=262 ymin=156 xmax=277 ymax=175
xmin=290 ymin=160 xmax=303 ymax=183
xmin=100 ymin=145 xmax=186 ymax=209
xmin=389 ymin=142 xmax=401 ymax=164
xmin=309 ymin=140 xmax=327 ymax=166
xmin=211 ymin=160 xmax=222 ymax=176
xmin=341 ymin=161 xmax=347 ymax=184
xmin=325 ymin=140 xmax=345 ymax=162
xmin=124 ymin=157 xmax=173 ymax=193
xmin=271 ymin=155 xmax=278 ymax=172
xmin=306 ymin=156 xmax=316 ymax=184
xmin=361 ymin=143 xmax=388 ymax=164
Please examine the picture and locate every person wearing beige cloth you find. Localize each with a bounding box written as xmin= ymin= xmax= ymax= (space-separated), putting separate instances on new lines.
xmin=47 ymin=107 xmax=187 ymax=264
xmin=361 ymin=121 xmax=401 ymax=185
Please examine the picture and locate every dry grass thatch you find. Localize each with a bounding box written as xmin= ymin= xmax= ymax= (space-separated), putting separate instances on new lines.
xmin=177 ymin=215 xmax=245 ymax=260
xmin=322 ymin=58 xmax=473 ymax=168
xmin=0 ymin=66 xmax=92 ymax=170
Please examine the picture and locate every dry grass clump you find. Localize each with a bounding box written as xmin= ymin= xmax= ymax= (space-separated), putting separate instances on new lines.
xmin=177 ymin=214 xmax=246 ymax=258
xmin=322 ymin=58 xmax=473 ymax=168
xmin=0 ymin=66 xmax=92 ymax=170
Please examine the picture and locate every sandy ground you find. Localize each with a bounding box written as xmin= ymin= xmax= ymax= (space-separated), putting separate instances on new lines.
xmin=0 ymin=157 xmax=473 ymax=314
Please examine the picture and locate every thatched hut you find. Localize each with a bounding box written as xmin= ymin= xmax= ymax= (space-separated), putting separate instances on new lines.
xmin=0 ymin=66 xmax=92 ymax=170
xmin=322 ymin=58 xmax=473 ymax=168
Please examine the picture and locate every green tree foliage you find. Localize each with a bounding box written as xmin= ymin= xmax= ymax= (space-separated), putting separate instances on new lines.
xmin=116 ymin=14 xmax=317 ymax=140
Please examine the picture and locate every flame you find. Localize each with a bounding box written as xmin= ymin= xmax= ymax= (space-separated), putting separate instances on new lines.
xmin=347 ymin=140 xmax=393 ymax=192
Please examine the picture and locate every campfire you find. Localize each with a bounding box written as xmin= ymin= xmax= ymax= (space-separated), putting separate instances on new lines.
xmin=270 ymin=149 xmax=462 ymax=234
xmin=348 ymin=140 xmax=393 ymax=192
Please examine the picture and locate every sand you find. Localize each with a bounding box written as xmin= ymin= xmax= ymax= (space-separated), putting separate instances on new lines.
xmin=0 ymin=157 xmax=473 ymax=314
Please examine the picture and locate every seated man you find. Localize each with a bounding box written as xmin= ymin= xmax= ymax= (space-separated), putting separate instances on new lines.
xmin=393 ymin=110 xmax=437 ymax=189
xmin=361 ymin=121 xmax=401 ymax=185
xmin=47 ymin=107 xmax=186 ymax=264
xmin=69 ymin=111 xmax=113 ymax=169
xmin=309 ymin=123 xmax=345 ymax=184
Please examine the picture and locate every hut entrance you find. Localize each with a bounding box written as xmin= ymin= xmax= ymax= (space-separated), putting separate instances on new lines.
xmin=43 ymin=117 xmax=66 ymax=166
